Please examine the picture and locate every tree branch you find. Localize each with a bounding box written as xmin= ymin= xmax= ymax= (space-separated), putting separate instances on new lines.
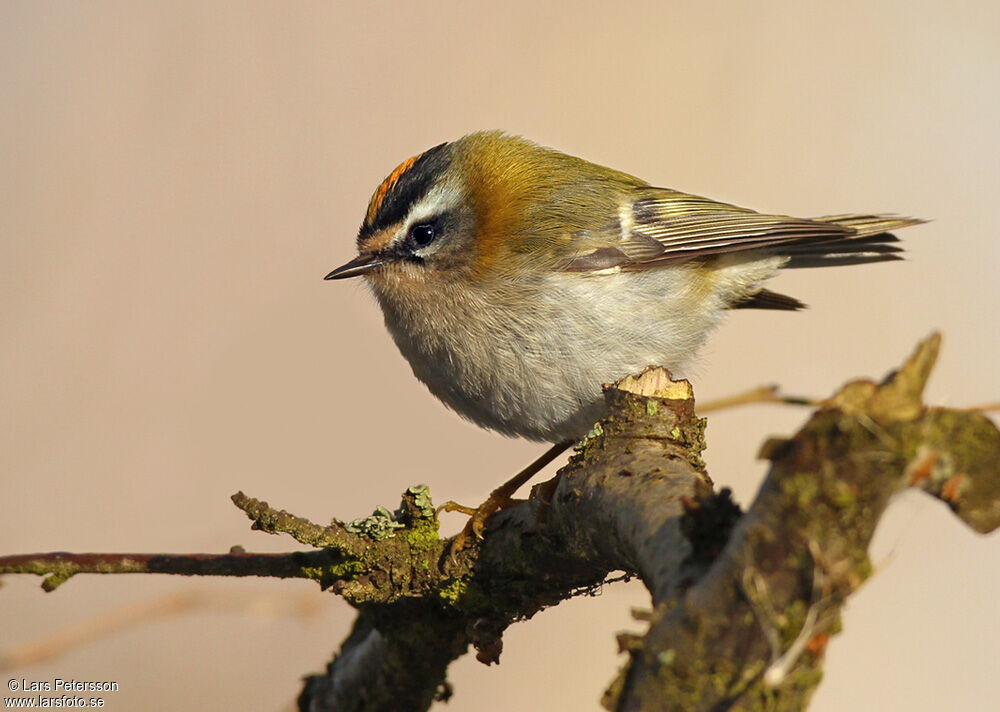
xmin=606 ymin=333 xmax=1000 ymax=711
xmin=0 ymin=551 xmax=324 ymax=592
xmin=1 ymin=333 xmax=997 ymax=712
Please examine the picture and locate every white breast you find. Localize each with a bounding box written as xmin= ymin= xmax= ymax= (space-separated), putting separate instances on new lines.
xmin=372 ymin=256 xmax=782 ymax=442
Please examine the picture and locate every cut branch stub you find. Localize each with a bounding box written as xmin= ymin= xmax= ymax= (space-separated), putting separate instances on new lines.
xmin=3 ymin=333 xmax=997 ymax=712
xmin=607 ymin=333 xmax=1000 ymax=712
xmin=546 ymin=367 xmax=714 ymax=603
xmin=301 ymin=367 xmax=717 ymax=711
xmin=825 ymin=331 xmax=939 ymax=422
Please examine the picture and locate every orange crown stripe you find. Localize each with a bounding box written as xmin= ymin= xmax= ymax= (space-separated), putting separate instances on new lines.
xmin=366 ymin=154 xmax=421 ymax=225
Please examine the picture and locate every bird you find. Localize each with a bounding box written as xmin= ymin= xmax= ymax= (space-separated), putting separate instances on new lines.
xmin=326 ymin=130 xmax=922 ymax=543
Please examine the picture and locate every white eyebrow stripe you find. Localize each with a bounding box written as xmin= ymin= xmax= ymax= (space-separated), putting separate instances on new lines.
xmin=380 ymin=183 xmax=463 ymax=253
xmin=404 ymin=183 xmax=462 ymax=228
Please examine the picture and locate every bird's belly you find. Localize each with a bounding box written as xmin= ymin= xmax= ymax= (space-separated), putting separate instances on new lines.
xmin=376 ymin=268 xmax=733 ymax=442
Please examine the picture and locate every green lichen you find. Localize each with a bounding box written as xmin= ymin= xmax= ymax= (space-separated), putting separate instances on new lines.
xmin=301 ymin=558 xmax=366 ymax=587
xmin=579 ymin=421 xmax=605 ymax=449
xmin=780 ymin=600 xmax=808 ymax=647
xmin=346 ymin=505 xmax=406 ymax=540
xmin=403 ymin=519 xmax=441 ymax=553
xmin=406 ymin=484 xmax=436 ymax=519
xmin=782 ymin=473 xmax=819 ymax=510
xmin=853 ymin=557 xmax=873 ymax=584
xmin=647 ymin=627 xmax=821 ymax=712
xmin=830 ymin=480 xmax=856 ymax=510
xmin=436 ymin=576 xmax=492 ymax=613
xmin=602 ymin=664 xmax=628 ymax=710
xmin=300 ymin=566 xmax=327 ymax=582
xmin=627 ymin=398 xmax=655 ymax=421
xmin=42 ymin=574 xmax=70 ymax=591
xmin=34 ymin=556 xmax=151 ymax=591
xmin=437 ymin=578 xmax=468 ymax=605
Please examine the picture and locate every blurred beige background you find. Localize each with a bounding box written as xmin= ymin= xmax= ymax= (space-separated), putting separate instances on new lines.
xmin=2 ymin=1 xmax=998 ymax=710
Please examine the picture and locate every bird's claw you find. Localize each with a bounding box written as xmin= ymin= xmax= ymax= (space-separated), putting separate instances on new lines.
xmin=443 ymin=493 xmax=514 ymax=555
xmin=436 ymin=501 xmax=477 ymax=517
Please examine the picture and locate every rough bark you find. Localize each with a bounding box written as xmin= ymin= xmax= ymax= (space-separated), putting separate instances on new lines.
xmin=2 ymin=334 xmax=998 ymax=712
xmin=298 ymin=334 xmax=1000 ymax=711
xmin=607 ymin=334 xmax=1000 ymax=711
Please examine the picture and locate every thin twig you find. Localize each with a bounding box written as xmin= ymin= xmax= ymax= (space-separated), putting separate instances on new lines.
xmin=0 ymin=589 xmax=323 ymax=671
xmin=697 ymin=385 xmax=818 ymax=414
xmin=964 ymin=401 xmax=1000 ymax=413
xmin=0 ymin=551 xmax=326 ymax=591
xmin=0 ymin=591 xmax=200 ymax=670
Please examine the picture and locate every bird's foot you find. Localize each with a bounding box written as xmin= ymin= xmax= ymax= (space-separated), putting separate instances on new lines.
xmin=438 ymin=440 xmax=574 ymax=556
xmin=440 ymin=493 xmax=520 ymax=553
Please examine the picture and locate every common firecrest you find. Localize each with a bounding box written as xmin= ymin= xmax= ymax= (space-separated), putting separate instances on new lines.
xmin=328 ymin=131 xmax=920 ymax=441
xmin=326 ymin=131 xmax=921 ymax=537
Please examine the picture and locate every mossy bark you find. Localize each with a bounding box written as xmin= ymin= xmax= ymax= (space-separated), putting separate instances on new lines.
xmin=3 ymin=335 xmax=998 ymax=712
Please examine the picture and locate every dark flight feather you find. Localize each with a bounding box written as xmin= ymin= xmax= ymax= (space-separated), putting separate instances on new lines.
xmin=566 ymin=185 xmax=923 ymax=272
xmin=729 ymin=289 xmax=807 ymax=311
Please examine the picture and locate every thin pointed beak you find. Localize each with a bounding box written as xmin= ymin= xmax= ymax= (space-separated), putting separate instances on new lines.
xmin=324 ymin=253 xmax=390 ymax=280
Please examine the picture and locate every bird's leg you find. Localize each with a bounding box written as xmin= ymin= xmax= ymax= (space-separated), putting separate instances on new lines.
xmin=440 ymin=440 xmax=572 ymax=550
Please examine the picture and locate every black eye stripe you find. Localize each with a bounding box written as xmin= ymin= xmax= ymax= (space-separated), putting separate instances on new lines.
xmin=358 ymin=142 xmax=453 ymax=243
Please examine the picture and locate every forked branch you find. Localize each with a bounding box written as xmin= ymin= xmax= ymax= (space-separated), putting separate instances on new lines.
xmin=1 ymin=333 xmax=997 ymax=712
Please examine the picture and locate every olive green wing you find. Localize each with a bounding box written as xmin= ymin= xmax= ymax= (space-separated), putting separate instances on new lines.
xmin=563 ymin=186 xmax=920 ymax=271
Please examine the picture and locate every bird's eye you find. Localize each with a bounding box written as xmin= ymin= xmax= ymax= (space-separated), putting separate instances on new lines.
xmin=409 ymin=223 xmax=436 ymax=248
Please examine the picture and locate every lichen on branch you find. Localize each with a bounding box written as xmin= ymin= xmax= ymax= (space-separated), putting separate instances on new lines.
xmin=2 ymin=333 xmax=998 ymax=712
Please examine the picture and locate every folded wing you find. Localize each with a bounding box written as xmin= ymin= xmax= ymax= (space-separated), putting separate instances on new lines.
xmin=564 ymin=186 xmax=923 ymax=271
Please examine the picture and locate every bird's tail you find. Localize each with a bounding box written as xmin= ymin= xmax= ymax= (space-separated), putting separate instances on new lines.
xmin=778 ymin=214 xmax=925 ymax=269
